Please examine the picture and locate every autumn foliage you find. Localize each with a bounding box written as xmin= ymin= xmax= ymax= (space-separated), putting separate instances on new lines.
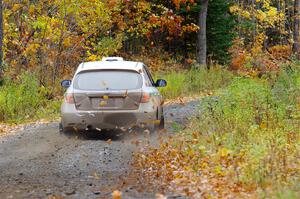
xmin=228 ymin=0 xmax=299 ymax=74
xmin=2 ymin=0 xmax=298 ymax=88
xmin=2 ymin=0 xmax=199 ymax=93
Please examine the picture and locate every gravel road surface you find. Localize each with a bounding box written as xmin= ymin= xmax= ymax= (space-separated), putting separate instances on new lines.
xmin=0 ymin=100 xmax=199 ymax=199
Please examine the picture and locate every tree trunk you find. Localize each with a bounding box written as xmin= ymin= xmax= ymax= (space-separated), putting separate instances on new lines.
xmin=197 ymin=0 xmax=208 ymax=66
xmin=0 ymin=0 xmax=3 ymax=82
xmin=293 ymin=0 xmax=300 ymax=59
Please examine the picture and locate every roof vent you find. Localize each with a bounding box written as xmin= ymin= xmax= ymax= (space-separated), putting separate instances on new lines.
xmin=102 ymin=57 xmax=124 ymax=62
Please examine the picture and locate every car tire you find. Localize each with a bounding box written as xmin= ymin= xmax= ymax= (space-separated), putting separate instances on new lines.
xmin=159 ymin=115 xmax=165 ymax=130
xmin=59 ymin=122 xmax=64 ymax=133
xmin=154 ymin=114 xmax=165 ymax=131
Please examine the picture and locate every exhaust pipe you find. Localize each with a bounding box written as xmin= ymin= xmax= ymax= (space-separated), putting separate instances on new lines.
xmin=86 ymin=125 xmax=93 ymax=131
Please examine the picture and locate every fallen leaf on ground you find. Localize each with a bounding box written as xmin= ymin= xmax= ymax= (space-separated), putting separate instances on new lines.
xmin=156 ymin=193 xmax=167 ymax=199
xmin=179 ymin=98 xmax=185 ymax=105
xmin=106 ymin=139 xmax=112 ymax=144
xmin=112 ymin=190 xmax=122 ymax=199
xmin=93 ymin=172 xmax=100 ymax=180
xmin=131 ymin=140 xmax=140 ymax=146
xmin=143 ymin=129 xmax=151 ymax=135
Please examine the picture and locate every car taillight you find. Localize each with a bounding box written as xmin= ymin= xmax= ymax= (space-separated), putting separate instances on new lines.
xmin=141 ymin=92 xmax=150 ymax=103
xmin=65 ymin=93 xmax=74 ymax=104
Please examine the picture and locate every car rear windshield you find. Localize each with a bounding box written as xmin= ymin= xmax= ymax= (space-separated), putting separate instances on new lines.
xmin=73 ymin=70 xmax=142 ymax=91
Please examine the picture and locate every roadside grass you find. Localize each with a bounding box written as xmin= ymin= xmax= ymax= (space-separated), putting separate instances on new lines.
xmin=156 ymin=66 xmax=234 ymax=99
xmin=0 ymin=72 xmax=61 ymax=124
xmin=134 ymin=61 xmax=300 ymax=198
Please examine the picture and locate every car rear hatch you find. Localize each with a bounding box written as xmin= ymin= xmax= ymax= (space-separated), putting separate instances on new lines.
xmin=72 ymin=70 xmax=143 ymax=111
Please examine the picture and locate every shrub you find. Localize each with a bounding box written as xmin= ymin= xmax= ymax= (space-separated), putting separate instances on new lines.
xmin=134 ymin=62 xmax=300 ymax=197
xmin=195 ymin=66 xmax=300 ymax=193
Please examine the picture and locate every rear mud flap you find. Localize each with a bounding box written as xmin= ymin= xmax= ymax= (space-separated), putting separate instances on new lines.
xmin=103 ymin=113 xmax=137 ymax=127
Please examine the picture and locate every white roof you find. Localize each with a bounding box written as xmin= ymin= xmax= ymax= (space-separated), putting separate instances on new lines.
xmin=75 ymin=57 xmax=143 ymax=74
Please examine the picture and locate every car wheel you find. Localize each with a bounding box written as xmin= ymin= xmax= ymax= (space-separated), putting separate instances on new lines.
xmin=159 ymin=115 xmax=165 ymax=130
xmin=154 ymin=113 xmax=165 ymax=131
xmin=59 ymin=122 xmax=64 ymax=133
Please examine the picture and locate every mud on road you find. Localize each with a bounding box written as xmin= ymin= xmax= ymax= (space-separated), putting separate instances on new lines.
xmin=0 ymin=100 xmax=199 ymax=199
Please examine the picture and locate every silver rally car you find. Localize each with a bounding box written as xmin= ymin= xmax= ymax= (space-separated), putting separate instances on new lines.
xmin=60 ymin=57 xmax=167 ymax=132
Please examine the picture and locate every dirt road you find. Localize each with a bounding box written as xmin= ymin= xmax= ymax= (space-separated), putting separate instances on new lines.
xmin=0 ymin=100 xmax=199 ymax=199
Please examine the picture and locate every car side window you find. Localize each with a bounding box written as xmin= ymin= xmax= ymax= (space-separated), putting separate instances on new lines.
xmin=143 ymin=65 xmax=155 ymax=87
xmin=143 ymin=69 xmax=152 ymax=87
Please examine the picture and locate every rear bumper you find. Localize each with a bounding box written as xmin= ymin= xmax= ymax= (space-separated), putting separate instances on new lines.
xmin=61 ymin=103 xmax=157 ymax=130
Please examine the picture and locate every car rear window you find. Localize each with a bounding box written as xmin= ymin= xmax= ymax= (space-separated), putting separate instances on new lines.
xmin=73 ymin=70 xmax=142 ymax=91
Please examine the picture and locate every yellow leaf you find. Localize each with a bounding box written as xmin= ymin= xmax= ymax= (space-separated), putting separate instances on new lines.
xmin=153 ymin=120 xmax=161 ymax=125
xmin=112 ymin=190 xmax=122 ymax=199
xmin=219 ymin=147 xmax=230 ymax=157
xmin=260 ymin=122 xmax=267 ymax=129
xmin=214 ymin=165 xmax=225 ymax=176
xmin=12 ymin=4 xmax=22 ymax=12
xmin=100 ymin=101 xmax=107 ymax=106
xmin=229 ymin=5 xmax=239 ymax=14
xmin=267 ymin=7 xmax=277 ymax=17
xmin=29 ymin=5 xmax=35 ymax=15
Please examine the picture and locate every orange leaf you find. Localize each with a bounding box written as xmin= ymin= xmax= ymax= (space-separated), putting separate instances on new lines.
xmin=112 ymin=190 xmax=122 ymax=199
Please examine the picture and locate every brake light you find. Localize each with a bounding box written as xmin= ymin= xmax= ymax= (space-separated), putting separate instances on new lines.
xmin=65 ymin=93 xmax=75 ymax=104
xmin=141 ymin=92 xmax=150 ymax=103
